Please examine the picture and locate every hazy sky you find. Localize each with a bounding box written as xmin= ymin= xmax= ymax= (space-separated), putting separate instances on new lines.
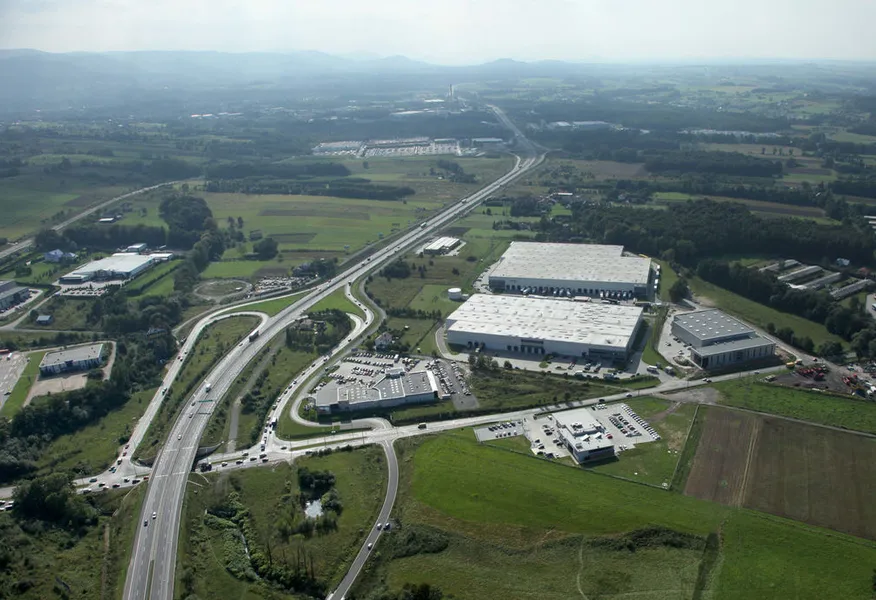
xmin=1 ymin=0 xmax=875 ymax=64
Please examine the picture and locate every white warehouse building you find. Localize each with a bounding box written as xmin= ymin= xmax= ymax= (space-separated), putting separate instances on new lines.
xmin=445 ymin=294 xmax=643 ymax=360
xmin=488 ymin=242 xmax=652 ymax=298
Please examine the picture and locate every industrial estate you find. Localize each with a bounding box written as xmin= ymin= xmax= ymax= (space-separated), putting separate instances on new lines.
xmin=2 ymin=49 xmax=876 ymax=600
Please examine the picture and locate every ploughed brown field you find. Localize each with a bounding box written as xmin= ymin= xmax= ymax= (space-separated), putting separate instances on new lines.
xmin=683 ymin=406 xmax=876 ymax=540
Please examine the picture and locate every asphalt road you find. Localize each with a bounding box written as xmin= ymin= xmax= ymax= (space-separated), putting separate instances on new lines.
xmin=0 ymin=181 xmax=179 ymax=262
xmin=122 ymin=107 xmax=544 ymax=600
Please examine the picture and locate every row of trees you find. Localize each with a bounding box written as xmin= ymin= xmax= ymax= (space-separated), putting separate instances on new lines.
xmin=204 ymin=177 xmax=416 ymax=200
xmin=549 ymin=199 xmax=875 ymax=267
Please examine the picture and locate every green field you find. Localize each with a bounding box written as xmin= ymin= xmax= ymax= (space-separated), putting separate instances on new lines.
xmin=355 ymin=428 xmax=876 ymax=600
xmin=382 ymin=316 xmax=437 ymax=354
xmin=715 ymin=511 xmax=876 ymax=600
xmin=176 ymin=447 xmax=386 ymax=597
xmin=688 ymin=276 xmax=844 ymax=348
xmin=407 ymin=283 xmax=461 ymax=317
xmin=366 ymin=236 xmax=510 ymax=312
xmin=471 ymin=368 xmax=624 ymax=412
xmin=713 ymin=379 xmax=876 ymax=434
xmin=126 ymin=261 xmax=180 ymax=298
xmin=0 ymin=180 xmax=127 ymax=241
xmin=24 ymin=296 xmax=101 ymax=332
xmin=310 ymin=287 xmax=365 ymax=319
xmin=201 ymin=258 xmax=294 ymax=279
xmin=588 ymin=398 xmax=697 ymax=487
xmin=0 ymin=350 xmax=45 ymax=417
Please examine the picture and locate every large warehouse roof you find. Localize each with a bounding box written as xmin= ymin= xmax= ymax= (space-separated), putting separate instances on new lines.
xmin=489 ymin=242 xmax=651 ymax=285
xmin=673 ymin=309 xmax=753 ymax=344
xmin=68 ymin=253 xmax=155 ymax=277
xmin=445 ymin=294 xmax=642 ymax=351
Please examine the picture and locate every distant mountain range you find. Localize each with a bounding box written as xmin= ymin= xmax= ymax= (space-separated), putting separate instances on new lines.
xmin=0 ymin=49 xmax=601 ymax=114
xmin=1 ymin=50 xmax=872 ymax=116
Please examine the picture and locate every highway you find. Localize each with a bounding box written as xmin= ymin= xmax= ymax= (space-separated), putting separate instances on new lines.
xmin=0 ymin=181 xmax=179 ymax=261
xmin=122 ymin=105 xmax=544 ymax=600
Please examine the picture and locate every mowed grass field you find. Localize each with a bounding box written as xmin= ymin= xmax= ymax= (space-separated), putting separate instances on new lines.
xmin=358 ymin=429 xmax=876 ymax=600
xmin=714 ymin=379 xmax=876 ymax=434
xmin=202 ymin=192 xmax=440 ymax=253
xmin=682 ymin=405 xmax=876 ymax=541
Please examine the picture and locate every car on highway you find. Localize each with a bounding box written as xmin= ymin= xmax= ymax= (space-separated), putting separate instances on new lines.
xmin=152 ymin=511 xmax=157 ymax=519
xmin=377 ymin=522 xmax=382 ymax=529
xmin=625 ymin=393 xmax=633 ymax=398
xmin=367 ymin=542 xmax=373 ymax=550
xmin=144 ymin=519 xmax=148 ymax=527
xmin=177 ymin=434 xmax=182 ymax=440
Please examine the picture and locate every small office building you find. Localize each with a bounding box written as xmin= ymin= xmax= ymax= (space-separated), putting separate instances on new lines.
xmin=39 ymin=343 xmax=105 ymax=376
xmin=0 ymin=280 xmax=30 ymax=311
xmin=552 ymin=411 xmax=615 ymax=463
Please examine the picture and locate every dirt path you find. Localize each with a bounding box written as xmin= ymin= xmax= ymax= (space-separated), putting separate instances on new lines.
xmin=736 ymin=417 xmax=762 ymax=507
xmin=647 ymin=401 xmax=682 ymax=423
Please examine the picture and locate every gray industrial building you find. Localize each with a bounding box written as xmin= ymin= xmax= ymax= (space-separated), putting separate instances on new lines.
xmin=671 ymin=310 xmax=775 ymax=370
xmin=0 ymin=280 xmax=30 ymax=311
xmin=39 ymin=343 xmax=105 ymax=376
xmin=422 ymin=237 xmax=461 ymax=255
xmin=59 ymin=253 xmax=156 ymax=284
xmin=445 ymin=294 xmax=643 ymax=360
xmin=315 ymin=368 xmax=438 ymax=414
xmin=488 ymin=242 xmax=652 ymax=298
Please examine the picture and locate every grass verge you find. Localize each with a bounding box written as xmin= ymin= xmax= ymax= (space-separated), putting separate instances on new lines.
xmin=0 ymin=350 xmax=44 ymax=417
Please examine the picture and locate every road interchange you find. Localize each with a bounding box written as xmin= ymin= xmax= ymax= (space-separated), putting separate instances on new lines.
xmin=120 ymin=106 xmax=544 ymax=600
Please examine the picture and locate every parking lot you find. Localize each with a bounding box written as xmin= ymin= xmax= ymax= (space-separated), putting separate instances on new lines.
xmin=474 ymin=419 xmax=524 ymax=443
xmin=0 ymin=352 xmax=28 ymax=407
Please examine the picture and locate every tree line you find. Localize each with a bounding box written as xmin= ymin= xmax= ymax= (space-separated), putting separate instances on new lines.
xmin=549 ymin=199 xmax=875 ymax=267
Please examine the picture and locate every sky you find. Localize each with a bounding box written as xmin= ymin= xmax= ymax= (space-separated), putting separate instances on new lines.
xmin=1 ymin=0 xmax=875 ymax=64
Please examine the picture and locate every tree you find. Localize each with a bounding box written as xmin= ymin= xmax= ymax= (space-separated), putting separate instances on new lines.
xmin=817 ymin=340 xmax=843 ymax=357
xmin=13 ymin=472 xmax=96 ymax=527
xmin=253 ymin=237 xmax=279 ymax=260
xmin=668 ymin=278 xmax=689 ymax=303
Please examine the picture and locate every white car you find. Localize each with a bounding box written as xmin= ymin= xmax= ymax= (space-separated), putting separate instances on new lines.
xmin=152 ymin=511 xmax=157 ymax=519
xmin=377 ymin=522 xmax=382 ymax=529
xmin=367 ymin=542 xmax=373 ymax=550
